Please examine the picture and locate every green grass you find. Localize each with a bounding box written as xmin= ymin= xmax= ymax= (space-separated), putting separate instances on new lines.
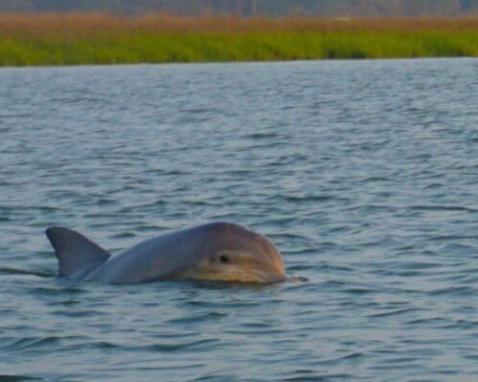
xmin=1 ymin=15 xmax=478 ymax=65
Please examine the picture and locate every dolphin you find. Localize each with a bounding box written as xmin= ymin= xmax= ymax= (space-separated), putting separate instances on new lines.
xmin=45 ymin=222 xmax=286 ymax=284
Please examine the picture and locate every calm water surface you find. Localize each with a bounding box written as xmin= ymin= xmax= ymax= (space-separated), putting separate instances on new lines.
xmin=1 ymin=59 xmax=478 ymax=381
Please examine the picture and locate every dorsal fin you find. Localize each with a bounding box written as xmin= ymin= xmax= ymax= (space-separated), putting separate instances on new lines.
xmin=46 ymin=227 xmax=111 ymax=279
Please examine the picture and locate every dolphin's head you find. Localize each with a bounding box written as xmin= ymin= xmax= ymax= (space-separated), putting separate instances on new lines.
xmin=176 ymin=222 xmax=286 ymax=283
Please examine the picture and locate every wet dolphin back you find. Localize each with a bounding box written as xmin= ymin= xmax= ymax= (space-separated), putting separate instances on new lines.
xmin=85 ymin=226 xmax=213 ymax=284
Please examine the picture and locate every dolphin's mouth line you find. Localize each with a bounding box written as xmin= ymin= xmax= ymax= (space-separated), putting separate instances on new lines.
xmin=165 ymin=266 xmax=285 ymax=284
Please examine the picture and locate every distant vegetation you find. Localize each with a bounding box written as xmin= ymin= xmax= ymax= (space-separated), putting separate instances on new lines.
xmin=1 ymin=14 xmax=478 ymax=65
xmin=1 ymin=0 xmax=478 ymax=18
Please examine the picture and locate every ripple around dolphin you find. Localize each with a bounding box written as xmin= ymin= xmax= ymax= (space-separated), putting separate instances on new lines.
xmin=0 ymin=267 xmax=54 ymax=278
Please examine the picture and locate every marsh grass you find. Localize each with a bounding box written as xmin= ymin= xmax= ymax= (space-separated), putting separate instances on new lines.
xmin=1 ymin=13 xmax=478 ymax=65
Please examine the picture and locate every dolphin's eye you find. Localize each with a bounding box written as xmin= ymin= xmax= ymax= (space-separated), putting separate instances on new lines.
xmin=219 ymin=254 xmax=230 ymax=264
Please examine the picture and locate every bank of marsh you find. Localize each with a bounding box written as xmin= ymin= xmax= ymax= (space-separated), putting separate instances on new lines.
xmin=1 ymin=14 xmax=478 ymax=65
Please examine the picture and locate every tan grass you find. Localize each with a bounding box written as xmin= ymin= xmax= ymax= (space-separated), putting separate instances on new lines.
xmin=2 ymin=13 xmax=478 ymax=36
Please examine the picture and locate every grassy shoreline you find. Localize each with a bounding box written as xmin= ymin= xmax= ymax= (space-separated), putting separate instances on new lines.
xmin=1 ymin=13 xmax=478 ymax=65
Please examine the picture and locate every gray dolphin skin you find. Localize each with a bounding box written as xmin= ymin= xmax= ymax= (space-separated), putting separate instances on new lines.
xmin=45 ymin=222 xmax=286 ymax=284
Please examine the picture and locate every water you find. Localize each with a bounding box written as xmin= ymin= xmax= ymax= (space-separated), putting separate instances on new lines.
xmin=1 ymin=59 xmax=478 ymax=381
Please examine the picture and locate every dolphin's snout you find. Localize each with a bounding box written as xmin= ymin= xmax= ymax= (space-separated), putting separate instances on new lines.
xmin=254 ymin=235 xmax=286 ymax=282
xmin=265 ymin=256 xmax=287 ymax=282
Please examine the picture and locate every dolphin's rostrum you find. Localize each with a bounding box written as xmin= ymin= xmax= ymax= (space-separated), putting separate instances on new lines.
xmin=46 ymin=222 xmax=286 ymax=284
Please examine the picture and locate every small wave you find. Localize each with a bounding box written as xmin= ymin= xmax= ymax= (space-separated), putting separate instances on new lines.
xmin=368 ymin=307 xmax=419 ymax=318
xmin=278 ymin=194 xmax=337 ymax=203
xmin=283 ymin=373 xmax=352 ymax=381
xmin=410 ymin=205 xmax=478 ymax=213
xmin=111 ymin=232 xmax=137 ymax=239
xmin=94 ymin=341 xmax=120 ymax=350
xmin=405 ymin=317 xmax=450 ymax=326
xmin=438 ymin=243 xmax=477 ymax=256
xmin=430 ymin=286 xmax=477 ymax=297
xmin=338 ymin=352 xmax=366 ymax=361
xmin=428 ymin=235 xmax=478 ymax=241
xmin=167 ymin=312 xmax=228 ymax=324
xmin=3 ymin=336 xmax=62 ymax=351
xmin=142 ymin=338 xmax=219 ymax=353
xmin=244 ymin=132 xmax=279 ymax=140
xmin=343 ymin=287 xmax=377 ymax=295
xmin=184 ymin=200 xmax=219 ymax=207
xmin=0 ymin=376 xmax=42 ymax=382
xmin=287 ymin=276 xmax=310 ymax=283
xmin=362 ymin=176 xmax=391 ymax=183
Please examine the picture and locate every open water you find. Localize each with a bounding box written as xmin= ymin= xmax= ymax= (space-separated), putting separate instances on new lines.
xmin=1 ymin=59 xmax=478 ymax=381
